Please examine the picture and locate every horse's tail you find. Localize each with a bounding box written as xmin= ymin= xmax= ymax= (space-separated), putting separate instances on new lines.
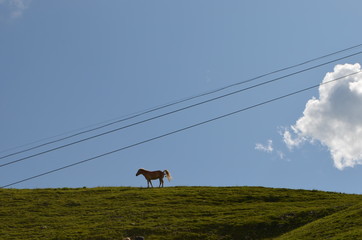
xmin=163 ymin=170 xmax=172 ymax=182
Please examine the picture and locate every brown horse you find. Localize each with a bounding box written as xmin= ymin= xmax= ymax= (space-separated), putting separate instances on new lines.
xmin=136 ymin=168 xmax=172 ymax=188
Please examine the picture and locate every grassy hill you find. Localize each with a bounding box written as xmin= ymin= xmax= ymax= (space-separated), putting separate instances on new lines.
xmin=0 ymin=186 xmax=361 ymax=240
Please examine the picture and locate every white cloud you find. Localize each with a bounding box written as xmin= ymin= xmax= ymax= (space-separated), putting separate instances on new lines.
xmin=282 ymin=126 xmax=305 ymax=150
xmin=255 ymin=139 xmax=287 ymax=161
xmin=255 ymin=139 xmax=273 ymax=153
xmin=283 ymin=63 xmax=362 ymax=170
xmin=0 ymin=0 xmax=30 ymax=19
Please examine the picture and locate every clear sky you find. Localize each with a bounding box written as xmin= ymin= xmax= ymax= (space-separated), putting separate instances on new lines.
xmin=1 ymin=0 xmax=362 ymax=193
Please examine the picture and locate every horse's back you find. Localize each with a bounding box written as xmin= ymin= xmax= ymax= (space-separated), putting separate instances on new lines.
xmin=142 ymin=170 xmax=164 ymax=180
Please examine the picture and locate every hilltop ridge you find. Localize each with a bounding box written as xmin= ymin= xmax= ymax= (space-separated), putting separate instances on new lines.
xmin=1 ymin=186 xmax=361 ymax=239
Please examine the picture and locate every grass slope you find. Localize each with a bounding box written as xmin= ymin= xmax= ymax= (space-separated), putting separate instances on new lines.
xmin=277 ymin=201 xmax=362 ymax=240
xmin=0 ymin=186 xmax=361 ymax=240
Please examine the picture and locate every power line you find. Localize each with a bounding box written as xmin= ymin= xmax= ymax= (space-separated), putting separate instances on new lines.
xmin=1 ymin=51 xmax=362 ymax=169
xmin=1 ymin=43 xmax=362 ymax=160
xmin=2 ymin=70 xmax=361 ymax=188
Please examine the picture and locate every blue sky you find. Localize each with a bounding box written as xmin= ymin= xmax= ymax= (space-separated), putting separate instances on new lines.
xmin=1 ymin=1 xmax=362 ymax=193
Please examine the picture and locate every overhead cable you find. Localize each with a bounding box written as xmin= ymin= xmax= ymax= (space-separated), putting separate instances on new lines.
xmin=2 ymin=70 xmax=361 ymax=188
xmin=1 ymin=51 xmax=362 ymax=169
xmin=1 ymin=44 xmax=362 ymax=160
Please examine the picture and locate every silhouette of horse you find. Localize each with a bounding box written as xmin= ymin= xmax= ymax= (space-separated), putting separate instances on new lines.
xmin=136 ymin=168 xmax=172 ymax=188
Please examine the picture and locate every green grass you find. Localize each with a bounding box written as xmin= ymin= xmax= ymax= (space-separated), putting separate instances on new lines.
xmin=0 ymin=186 xmax=361 ymax=239
xmin=278 ymin=201 xmax=362 ymax=240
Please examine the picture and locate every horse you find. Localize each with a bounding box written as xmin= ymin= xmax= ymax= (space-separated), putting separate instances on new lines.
xmin=136 ymin=168 xmax=172 ymax=188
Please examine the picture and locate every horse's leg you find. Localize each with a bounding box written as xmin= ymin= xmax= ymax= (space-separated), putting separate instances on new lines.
xmin=149 ymin=180 xmax=154 ymax=188
xmin=147 ymin=179 xmax=153 ymax=188
xmin=159 ymin=178 xmax=164 ymax=187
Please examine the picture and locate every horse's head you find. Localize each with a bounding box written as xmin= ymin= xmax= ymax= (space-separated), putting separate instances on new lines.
xmin=136 ymin=168 xmax=144 ymax=176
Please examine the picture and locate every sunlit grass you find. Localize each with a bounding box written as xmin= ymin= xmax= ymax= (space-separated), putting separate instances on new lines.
xmin=0 ymin=186 xmax=361 ymax=239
